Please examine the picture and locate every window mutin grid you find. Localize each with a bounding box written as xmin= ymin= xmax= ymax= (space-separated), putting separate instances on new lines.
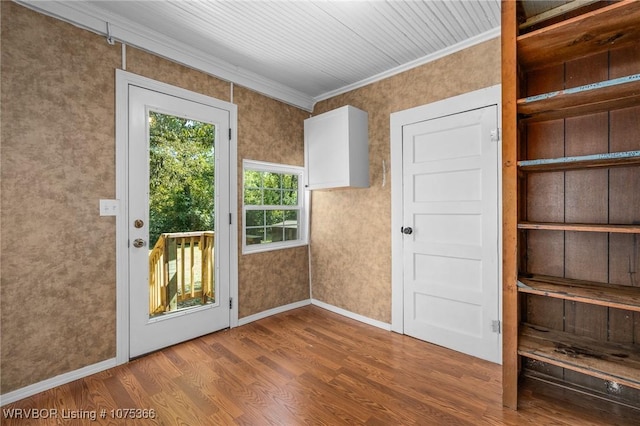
xmin=242 ymin=160 xmax=307 ymax=253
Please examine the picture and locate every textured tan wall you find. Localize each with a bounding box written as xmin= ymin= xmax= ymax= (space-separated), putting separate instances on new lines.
xmin=1 ymin=2 xmax=309 ymax=394
xmin=125 ymin=47 xmax=231 ymax=101
xmin=235 ymin=86 xmax=310 ymax=318
xmin=311 ymin=38 xmax=501 ymax=323
xmin=1 ymin=2 xmax=121 ymax=393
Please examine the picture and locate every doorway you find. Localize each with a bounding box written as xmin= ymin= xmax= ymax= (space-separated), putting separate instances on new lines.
xmin=116 ymin=71 xmax=238 ymax=361
xmin=390 ymin=85 xmax=502 ymax=364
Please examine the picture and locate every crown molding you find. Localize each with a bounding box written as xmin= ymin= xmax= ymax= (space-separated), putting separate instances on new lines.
xmin=15 ymin=1 xmax=500 ymax=114
xmin=313 ymin=26 xmax=501 ymax=105
xmin=15 ymin=0 xmax=316 ymax=111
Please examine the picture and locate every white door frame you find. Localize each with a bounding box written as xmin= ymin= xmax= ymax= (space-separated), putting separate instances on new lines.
xmin=115 ymin=70 xmax=238 ymax=364
xmin=389 ymin=84 xmax=502 ymax=336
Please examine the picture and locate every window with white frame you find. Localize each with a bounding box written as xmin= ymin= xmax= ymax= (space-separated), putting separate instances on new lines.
xmin=242 ymin=160 xmax=308 ymax=253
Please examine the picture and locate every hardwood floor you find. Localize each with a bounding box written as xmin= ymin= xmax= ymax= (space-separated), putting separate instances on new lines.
xmin=2 ymin=305 xmax=638 ymax=425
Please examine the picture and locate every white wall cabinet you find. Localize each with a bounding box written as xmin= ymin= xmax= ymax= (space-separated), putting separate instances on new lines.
xmin=304 ymin=105 xmax=369 ymax=190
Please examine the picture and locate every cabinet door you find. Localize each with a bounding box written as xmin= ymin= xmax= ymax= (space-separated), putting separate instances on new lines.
xmin=304 ymin=105 xmax=368 ymax=190
xmin=304 ymin=108 xmax=350 ymax=190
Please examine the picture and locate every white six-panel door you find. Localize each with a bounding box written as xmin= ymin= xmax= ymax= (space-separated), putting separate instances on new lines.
xmin=394 ymin=92 xmax=501 ymax=364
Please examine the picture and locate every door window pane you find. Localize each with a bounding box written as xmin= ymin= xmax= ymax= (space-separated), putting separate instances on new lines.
xmin=148 ymin=111 xmax=216 ymax=317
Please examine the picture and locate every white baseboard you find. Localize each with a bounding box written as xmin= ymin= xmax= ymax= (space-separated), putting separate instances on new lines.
xmin=311 ymin=299 xmax=392 ymax=331
xmin=237 ymin=299 xmax=311 ymax=326
xmin=0 ymin=358 xmax=117 ymax=406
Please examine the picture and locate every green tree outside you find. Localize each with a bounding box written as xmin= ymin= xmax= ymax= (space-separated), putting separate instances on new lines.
xmin=244 ymin=170 xmax=299 ymax=244
xmin=148 ymin=111 xmax=215 ymax=247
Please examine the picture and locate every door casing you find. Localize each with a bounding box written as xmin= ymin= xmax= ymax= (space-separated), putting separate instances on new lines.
xmin=115 ymin=69 xmax=238 ymax=364
xmin=389 ymin=84 xmax=502 ymax=358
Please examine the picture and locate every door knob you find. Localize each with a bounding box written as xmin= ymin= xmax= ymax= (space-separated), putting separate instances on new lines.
xmin=133 ymin=238 xmax=146 ymax=248
xmin=402 ymin=227 xmax=413 ymax=235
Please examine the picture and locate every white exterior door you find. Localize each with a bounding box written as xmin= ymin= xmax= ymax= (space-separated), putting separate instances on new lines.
xmin=401 ymin=104 xmax=500 ymax=363
xmin=128 ymin=85 xmax=231 ymax=358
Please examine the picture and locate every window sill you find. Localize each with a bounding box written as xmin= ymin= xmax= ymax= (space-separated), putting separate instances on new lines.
xmin=242 ymin=241 xmax=309 ymax=255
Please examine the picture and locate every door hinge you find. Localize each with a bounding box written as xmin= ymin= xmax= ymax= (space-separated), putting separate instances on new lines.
xmin=491 ymin=320 xmax=501 ymax=334
xmin=229 ymin=298 xmax=233 ymax=310
xmin=490 ymin=128 xmax=501 ymax=142
xmin=229 ymin=128 xmax=232 ymax=141
xmin=229 ymin=213 xmax=232 ymax=225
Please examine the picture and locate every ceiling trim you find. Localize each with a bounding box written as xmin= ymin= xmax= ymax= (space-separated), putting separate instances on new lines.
xmin=15 ymin=0 xmax=500 ymax=113
xmin=312 ymin=26 xmax=501 ymax=105
xmin=15 ymin=0 xmax=316 ymax=111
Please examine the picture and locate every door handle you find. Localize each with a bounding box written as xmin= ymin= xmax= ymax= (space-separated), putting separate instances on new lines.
xmin=402 ymin=227 xmax=413 ymax=235
xmin=133 ymin=238 xmax=146 ymax=248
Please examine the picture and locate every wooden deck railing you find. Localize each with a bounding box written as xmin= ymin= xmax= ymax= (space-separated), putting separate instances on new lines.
xmin=149 ymin=231 xmax=214 ymax=316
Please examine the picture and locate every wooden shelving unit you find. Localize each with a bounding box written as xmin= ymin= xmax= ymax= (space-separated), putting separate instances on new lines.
xmin=502 ymin=0 xmax=640 ymax=410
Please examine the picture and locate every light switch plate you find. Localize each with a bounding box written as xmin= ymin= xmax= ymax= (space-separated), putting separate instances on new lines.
xmin=99 ymin=199 xmax=119 ymax=216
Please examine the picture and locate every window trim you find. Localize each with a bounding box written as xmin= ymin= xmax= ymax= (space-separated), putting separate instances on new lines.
xmin=242 ymin=159 xmax=309 ymax=254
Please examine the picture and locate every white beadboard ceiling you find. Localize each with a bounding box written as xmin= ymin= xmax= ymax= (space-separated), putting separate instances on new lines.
xmin=17 ymin=0 xmax=502 ymax=111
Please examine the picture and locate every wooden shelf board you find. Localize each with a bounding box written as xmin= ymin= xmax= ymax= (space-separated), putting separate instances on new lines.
xmin=521 ymin=371 xmax=640 ymax=412
xmin=517 ymin=0 xmax=640 ymax=70
xmin=519 ymin=0 xmax=600 ymax=31
xmin=518 ymin=324 xmax=640 ymax=390
xmin=518 ymin=222 xmax=640 ymax=234
xmin=517 ymin=77 xmax=640 ymax=121
xmin=520 ymin=96 xmax=640 ymax=123
xmin=518 ymin=274 xmax=640 ymax=312
xmin=518 ymin=151 xmax=640 ymax=172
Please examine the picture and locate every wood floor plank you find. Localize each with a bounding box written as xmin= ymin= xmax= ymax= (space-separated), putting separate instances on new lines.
xmin=340 ymin=365 xmax=479 ymax=425
xmin=127 ymin=360 xmax=164 ymax=397
xmin=2 ymin=306 xmax=638 ymax=425
xmin=294 ymin=371 xmax=376 ymax=424
xmin=329 ymin=371 xmax=419 ymax=425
